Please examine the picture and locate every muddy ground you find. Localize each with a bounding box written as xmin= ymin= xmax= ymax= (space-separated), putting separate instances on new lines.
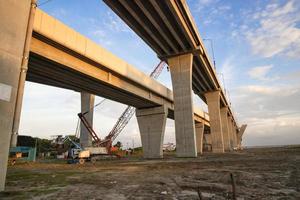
xmin=1 ymin=146 xmax=299 ymax=200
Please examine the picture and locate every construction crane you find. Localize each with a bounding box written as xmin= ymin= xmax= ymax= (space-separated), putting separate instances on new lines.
xmin=78 ymin=61 xmax=167 ymax=153
xmin=106 ymin=61 xmax=166 ymax=143
xmin=63 ymin=136 xmax=82 ymax=150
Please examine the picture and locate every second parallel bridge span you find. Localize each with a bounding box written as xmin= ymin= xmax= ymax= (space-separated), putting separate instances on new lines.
xmin=28 ymin=8 xmax=209 ymax=125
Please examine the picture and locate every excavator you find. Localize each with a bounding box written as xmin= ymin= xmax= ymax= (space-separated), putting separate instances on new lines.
xmin=74 ymin=61 xmax=167 ymax=163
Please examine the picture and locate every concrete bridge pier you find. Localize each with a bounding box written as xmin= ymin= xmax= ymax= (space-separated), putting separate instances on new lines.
xmin=195 ymin=122 xmax=204 ymax=154
xmin=227 ymin=116 xmax=234 ymax=150
xmin=231 ymin=122 xmax=238 ymax=149
xmin=237 ymin=124 xmax=247 ymax=150
xmin=168 ymin=53 xmax=197 ymax=158
xmin=220 ymin=107 xmax=231 ymax=151
xmin=80 ymin=92 xmax=95 ymax=147
xmin=0 ymin=0 xmax=36 ymax=191
xmin=204 ymin=90 xmax=224 ymax=153
xmin=136 ymin=105 xmax=167 ymax=158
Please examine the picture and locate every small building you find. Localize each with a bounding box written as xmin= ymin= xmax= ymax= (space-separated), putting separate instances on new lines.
xmin=9 ymin=146 xmax=37 ymax=162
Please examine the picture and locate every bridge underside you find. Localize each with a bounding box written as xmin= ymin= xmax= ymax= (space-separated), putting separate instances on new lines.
xmin=27 ymin=33 xmax=181 ymax=120
xmin=28 ymin=52 xmax=158 ymax=109
xmin=103 ymin=0 xmax=224 ymax=105
xmin=103 ymin=0 xmax=241 ymax=155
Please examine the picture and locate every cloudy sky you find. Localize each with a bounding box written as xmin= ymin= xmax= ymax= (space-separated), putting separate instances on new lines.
xmin=20 ymin=0 xmax=300 ymax=147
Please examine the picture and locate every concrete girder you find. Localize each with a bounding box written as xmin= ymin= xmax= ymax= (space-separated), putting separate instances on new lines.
xmin=30 ymin=9 xmax=210 ymax=125
xmin=102 ymin=0 xmax=240 ymax=129
xmin=136 ymin=105 xmax=168 ymax=159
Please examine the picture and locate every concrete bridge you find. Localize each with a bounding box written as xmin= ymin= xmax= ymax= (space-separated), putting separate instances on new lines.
xmin=0 ymin=0 xmax=245 ymax=191
xmin=103 ymin=0 xmax=242 ymax=154
xmin=29 ymin=8 xmax=209 ymax=155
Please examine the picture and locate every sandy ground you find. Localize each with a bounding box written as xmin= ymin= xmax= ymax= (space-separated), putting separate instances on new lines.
xmin=0 ymin=146 xmax=299 ymax=200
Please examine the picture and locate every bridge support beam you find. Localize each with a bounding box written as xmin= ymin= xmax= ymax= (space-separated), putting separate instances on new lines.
xmin=220 ymin=107 xmax=231 ymax=151
xmin=205 ymin=90 xmax=224 ymax=153
xmin=195 ymin=123 xmax=204 ymax=154
xmin=80 ymin=92 xmax=95 ymax=147
xmin=168 ymin=53 xmax=197 ymax=157
xmin=136 ymin=105 xmax=167 ymax=159
xmin=0 ymin=0 xmax=36 ymax=191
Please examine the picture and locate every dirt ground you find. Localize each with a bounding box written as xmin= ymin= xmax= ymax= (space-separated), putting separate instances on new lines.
xmin=1 ymin=146 xmax=299 ymax=200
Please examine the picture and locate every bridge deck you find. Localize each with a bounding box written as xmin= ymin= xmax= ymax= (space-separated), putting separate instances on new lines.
xmin=28 ymin=9 xmax=209 ymax=125
xmin=103 ymin=0 xmax=237 ymax=125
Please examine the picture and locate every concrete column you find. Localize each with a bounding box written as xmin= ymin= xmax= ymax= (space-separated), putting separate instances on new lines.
xmin=0 ymin=0 xmax=36 ymax=191
xmin=168 ymin=53 xmax=197 ymax=157
xmin=232 ymin=122 xmax=238 ymax=149
xmin=80 ymin=92 xmax=95 ymax=147
xmin=237 ymin=124 xmax=247 ymax=150
xmin=204 ymin=90 xmax=224 ymax=153
xmin=227 ymin=116 xmax=234 ymax=150
xmin=136 ymin=105 xmax=167 ymax=158
xmin=195 ymin=123 xmax=204 ymax=154
xmin=11 ymin=1 xmax=36 ymax=148
xmin=220 ymin=107 xmax=231 ymax=151
xmin=203 ymin=132 xmax=212 ymax=152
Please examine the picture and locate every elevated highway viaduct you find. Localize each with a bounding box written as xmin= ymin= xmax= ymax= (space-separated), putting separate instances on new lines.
xmin=28 ymin=8 xmax=210 ymax=156
xmin=0 ymin=1 xmax=217 ymax=191
xmin=103 ymin=0 xmax=245 ymax=156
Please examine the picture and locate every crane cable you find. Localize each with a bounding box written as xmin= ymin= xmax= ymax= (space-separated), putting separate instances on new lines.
xmin=81 ymin=98 xmax=106 ymax=116
xmin=37 ymin=0 xmax=55 ymax=7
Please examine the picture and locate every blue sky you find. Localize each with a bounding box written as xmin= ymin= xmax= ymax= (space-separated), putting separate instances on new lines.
xmin=20 ymin=0 xmax=300 ymax=147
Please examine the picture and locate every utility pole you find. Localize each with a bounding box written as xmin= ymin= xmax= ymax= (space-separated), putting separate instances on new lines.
xmin=132 ymin=139 xmax=135 ymax=153
xmin=203 ymin=38 xmax=216 ymax=70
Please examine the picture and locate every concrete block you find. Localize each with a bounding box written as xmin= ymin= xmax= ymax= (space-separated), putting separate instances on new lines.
xmin=136 ymin=105 xmax=167 ymax=158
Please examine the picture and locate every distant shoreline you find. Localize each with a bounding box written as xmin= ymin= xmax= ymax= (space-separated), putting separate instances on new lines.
xmin=244 ymin=144 xmax=300 ymax=149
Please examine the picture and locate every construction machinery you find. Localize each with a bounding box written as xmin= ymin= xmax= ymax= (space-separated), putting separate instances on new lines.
xmin=54 ymin=134 xmax=111 ymax=164
xmin=77 ymin=61 xmax=167 ymax=161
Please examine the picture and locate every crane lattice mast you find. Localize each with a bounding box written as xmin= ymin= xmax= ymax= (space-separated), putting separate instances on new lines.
xmin=106 ymin=61 xmax=166 ymax=142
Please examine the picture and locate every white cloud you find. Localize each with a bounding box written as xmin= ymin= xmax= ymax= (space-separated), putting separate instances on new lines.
xmin=232 ymin=83 xmax=300 ymax=146
xmin=243 ymin=115 xmax=300 ymax=146
xmin=50 ymin=8 xmax=67 ymax=19
xmin=103 ymin=11 xmax=131 ymax=33
xmin=247 ymin=65 xmax=277 ymax=81
xmin=217 ymin=56 xmax=236 ymax=100
xmin=197 ymin=0 xmax=215 ymax=6
xmin=245 ymin=0 xmax=300 ymax=58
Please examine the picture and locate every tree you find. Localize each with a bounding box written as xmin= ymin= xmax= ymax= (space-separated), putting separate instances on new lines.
xmin=114 ymin=141 xmax=122 ymax=149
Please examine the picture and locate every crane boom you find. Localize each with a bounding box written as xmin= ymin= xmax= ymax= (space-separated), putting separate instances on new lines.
xmin=77 ymin=61 xmax=166 ymax=150
xmin=107 ymin=61 xmax=166 ymax=142
xmin=63 ymin=136 xmax=82 ymax=150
